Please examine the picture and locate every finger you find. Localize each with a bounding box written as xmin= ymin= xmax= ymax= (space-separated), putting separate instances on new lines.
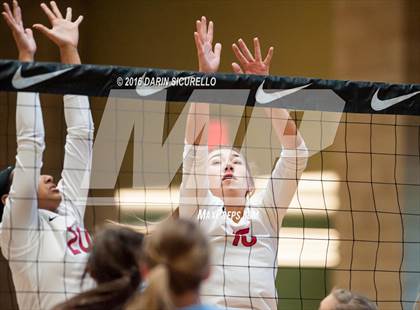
xmin=65 ymin=7 xmax=71 ymax=21
xmin=12 ymin=1 xmax=22 ymax=25
xmin=263 ymin=46 xmax=274 ymax=65
xmin=207 ymin=20 xmax=213 ymax=45
xmin=194 ymin=31 xmax=203 ymax=53
xmin=49 ymin=1 xmax=62 ymax=19
xmin=214 ymin=42 xmax=222 ymax=59
xmin=237 ymin=38 xmax=254 ymax=62
xmin=40 ymin=3 xmax=56 ymax=22
xmin=33 ymin=23 xmax=52 ymax=37
xmin=196 ymin=20 xmax=203 ymax=41
xmin=3 ymin=2 xmax=15 ymax=20
xmin=2 ymin=7 xmax=20 ymax=32
xmin=232 ymin=43 xmax=249 ymax=66
xmin=3 ymin=3 xmax=17 ymax=29
xmin=2 ymin=12 xmax=18 ymax=31
xmin=232 ymin=62 xmax=244 ymax=74
xmin=195 ymin=19 xmax=200 ymax=34
xmin=3 ymin=2 xmax=15 ymax=23
xmin=74 ymin=15 xmax=83 ymax=25
xmin=200 ymin=16 xmax=206 ymax=41
xmin=253 ymin=37 xmax=262 ymax=62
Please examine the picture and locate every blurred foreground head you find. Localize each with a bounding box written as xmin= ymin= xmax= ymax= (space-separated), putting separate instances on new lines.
xmin=54 ymin=225 xmax=144 ymax=310
xmin=319 ymin=288 xmax=378 ymax=310
xmin=127 ymin=218 xmax=210 ymax=310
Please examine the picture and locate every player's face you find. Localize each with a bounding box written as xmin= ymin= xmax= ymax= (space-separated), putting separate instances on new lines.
xmin=37 ymin=175 xmax=61 ymax=212
xmin=208 ymin=148 xmax=251 ymax=199
xmin=318 ymin=293 xmax=337 ymax=310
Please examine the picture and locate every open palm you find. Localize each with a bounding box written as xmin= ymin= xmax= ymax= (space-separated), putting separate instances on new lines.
xmin=232 ymin=38 xmax=273 ymax=76
xmin=194 ymin=16 xmax=222 ymax=73
xmin=2 ymin=1 xmax=36 ymax=60
xmin=33 ymin=1 xmax=83 ymax=49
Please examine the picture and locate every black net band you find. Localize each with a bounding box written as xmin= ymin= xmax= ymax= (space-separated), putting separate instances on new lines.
xmin=0 ymin=59 xmax=419 ymax=115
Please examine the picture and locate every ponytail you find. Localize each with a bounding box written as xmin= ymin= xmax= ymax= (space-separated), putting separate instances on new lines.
xmin=127 ymin=265 xmax=174 ymax=310
xmin=126 ymin=219 xmax=210 ymax=310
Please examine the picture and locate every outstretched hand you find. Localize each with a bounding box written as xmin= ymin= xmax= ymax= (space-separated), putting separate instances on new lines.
xmin=2 ymin=1 xmax=36 ymax=61
xmin=194 ymin=16 xmax=222 ymax=73
xmin=232 ymin=38 xmax=273 ymax=76
xmin=33 ymin=1 xmax=83 ymax=49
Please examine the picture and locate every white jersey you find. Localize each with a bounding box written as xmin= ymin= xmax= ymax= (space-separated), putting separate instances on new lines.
xmin=180 ymin=143 xmax=308 ymax=310
xmin=0 ymin=93 xmax=95 ymax=310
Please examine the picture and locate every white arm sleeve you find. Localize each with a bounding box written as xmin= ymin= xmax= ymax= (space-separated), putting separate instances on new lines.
xmin=179 ymin=143 xmax=211 ymax=219
xmin=1 ymin=93 xmax=45 ymax=258
xmin=57 ymin=95 xmax=94 ymax=224
xmin=262 ymin=141 xmax=309 ymax=231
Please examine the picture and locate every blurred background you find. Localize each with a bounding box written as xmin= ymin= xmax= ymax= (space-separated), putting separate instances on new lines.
xmin=0 ymin=1 xmax=419 ymax=309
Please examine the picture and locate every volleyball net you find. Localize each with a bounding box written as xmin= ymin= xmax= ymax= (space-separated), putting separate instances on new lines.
xmin=0 ymin=60 xmax=419 ymax=310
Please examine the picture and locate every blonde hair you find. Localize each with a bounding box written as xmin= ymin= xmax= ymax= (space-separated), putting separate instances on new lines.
xmin=126 ymin=219 xmax=210 ymax=310
xmin=414 ymin=291 xmax=420 ymax=310
xmin=106 ymin=207 xmax=180 ymax=235
xmin=331 ymin=288 xmax=377 ymax=310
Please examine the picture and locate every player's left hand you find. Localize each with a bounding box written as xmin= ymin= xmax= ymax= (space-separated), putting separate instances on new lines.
xmin=194 ymin=16 xmax=222 ymax=73
xmin=232 ymin=37 xmax=273 ymax=76
xmin=33 ymin=1 xmax=82 ymax=49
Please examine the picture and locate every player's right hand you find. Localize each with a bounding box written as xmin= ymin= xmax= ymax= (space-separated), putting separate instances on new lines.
xmin=2 ymin=1 xmax=36 ymax=62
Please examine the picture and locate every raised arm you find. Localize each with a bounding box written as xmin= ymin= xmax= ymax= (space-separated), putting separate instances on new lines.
xmin=34 ymin=2 xmax=93 ymax=223
xmin=33 ymin=1 xmax=83 ymax=65
xmin=180 ymin=17 xmax=221 ymax=218
xmin=232 ymin=38 xmax=305 ymax=149
xmin=2 ymin=1 xmax=36 ymax=62
xmin=232 ymin=38 xmax=308 ymax=226
xmin=185 ymin=16 xmax=221 ymax=145
xmin=1 ymin=1 xmax=43 ymax=255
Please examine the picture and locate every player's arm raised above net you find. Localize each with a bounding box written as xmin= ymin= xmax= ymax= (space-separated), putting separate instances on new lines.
xmin=33 ymin=2 xmax=94 ymax=223
xmin=231 ymin=37 xmax=308 ymax=228
xmin=0 ymin=0 xmax=44 ymax=257
xmin=180 ymin=16 xmax=221 ymax=218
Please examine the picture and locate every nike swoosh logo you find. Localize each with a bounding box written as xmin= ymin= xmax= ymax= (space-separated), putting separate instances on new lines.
xmin=136 ymin=73 xmax=170 ymax=97
xmin=371 ymin=89 xmax=420 ymax=111
xmin=255 ymin=80 xmax=311 ymax=104
xmin=48 ymin=216 xmax=58 ymax=222
xmin=12 ymin=66 xmax=73 ymax=89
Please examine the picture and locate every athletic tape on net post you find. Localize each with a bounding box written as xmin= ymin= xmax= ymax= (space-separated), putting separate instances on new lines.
xmin=0 ymin=59 xmax=420 ymax=115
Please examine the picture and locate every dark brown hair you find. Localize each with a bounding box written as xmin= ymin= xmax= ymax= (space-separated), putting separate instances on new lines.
xmin=53 ymin=225 xmax=144 ymax=310
xmin=0 ymin=166 xmax=14 ymax=219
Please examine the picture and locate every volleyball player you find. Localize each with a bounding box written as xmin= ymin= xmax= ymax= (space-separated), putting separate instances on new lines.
xmin=53 ymin=225 xmax=144 ymax=310
xmin=0 ymin=1 xmax=93 ymax=309
xmin=180 ymin=16 xmax=308 ymax=309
